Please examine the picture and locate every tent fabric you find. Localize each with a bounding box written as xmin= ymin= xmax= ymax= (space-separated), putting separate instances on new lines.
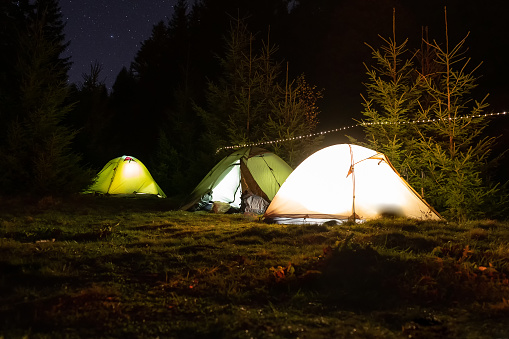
xmin=264 ymin=144 xmax=441 ymax=224
xmin=84 ymin=155 xmax=166 ymax=197
xmin=181 ymin=147 xmax=292 ymax=211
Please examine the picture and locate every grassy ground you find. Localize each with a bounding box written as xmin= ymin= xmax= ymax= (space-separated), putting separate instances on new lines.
xmin=1 ymin=195 xmax=508 ymax=338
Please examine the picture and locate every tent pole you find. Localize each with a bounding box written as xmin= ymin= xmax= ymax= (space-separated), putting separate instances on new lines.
xmin=107 ymin=157 xmax=122 ymax=194
xmin=349 ymin=145 xmax=356 ymax=222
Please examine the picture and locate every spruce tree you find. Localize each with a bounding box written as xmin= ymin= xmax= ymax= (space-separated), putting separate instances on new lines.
xmin=67 ymin=62 xmax=111 ymax=168
xmin=0 ymin=1 xmax=28 ymax=144
xmin=197 ymin=18 xmax=268 ymax=148
xmin=414 ymin=8 xmax=498 ymax=220
xmin=0 ymin=0 xmax=92 ymax=196
xmin=266 ymin=71 xmax=324 ymax=167
xmin=357 ymin=8 xmax=502 ymax=220
xmin=353 ymin=9 xmax=422 ymax=174
xmin=197 ymin=18 xmax=323 ymax=164
xmin=131 ymin=0 xmax=211 ymax=195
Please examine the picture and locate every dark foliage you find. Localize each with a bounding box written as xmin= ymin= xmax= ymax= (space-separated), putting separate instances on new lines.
xmin=2 ymin=0 xmax=507 ymax=215
xmin=0 ymin=0 xmax=92 ymax=196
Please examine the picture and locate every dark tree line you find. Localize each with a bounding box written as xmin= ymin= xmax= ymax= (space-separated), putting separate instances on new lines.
xmin=0 ymin=0 xmax=92 ymax=196
xmin=0 ymin=0 xmax=324 ymax=197
xmin=1 ymin=0 xmax=508 ymax=220
xmin=66 ymin=0 xmax=328 ymax=196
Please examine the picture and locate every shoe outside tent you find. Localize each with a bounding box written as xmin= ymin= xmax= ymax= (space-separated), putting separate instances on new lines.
xmin=84 ymin=155 xmax=166 ymax=198
xmin=181 ymin=147 xmax=292 ymax=213
xmin=264 ymin=144 xmax=441 ymax=224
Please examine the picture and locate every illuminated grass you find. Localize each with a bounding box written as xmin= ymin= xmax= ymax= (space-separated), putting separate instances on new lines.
xmin=0 ymin=195 xmax=508 ymax=338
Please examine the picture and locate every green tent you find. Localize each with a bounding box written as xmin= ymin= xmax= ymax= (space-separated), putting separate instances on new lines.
xmin=84 ymin=155 xmax=166 ymax=198
xmin=181 ymin=147 xmax=292 ymax=211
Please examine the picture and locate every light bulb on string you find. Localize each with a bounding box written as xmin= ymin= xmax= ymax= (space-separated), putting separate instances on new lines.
xmin=215 ymin=111 xmax=508 ymax=153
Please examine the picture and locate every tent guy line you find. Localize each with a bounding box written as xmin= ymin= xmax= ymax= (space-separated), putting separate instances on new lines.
xmin=216 ymin=111 xmax=508 ymax=153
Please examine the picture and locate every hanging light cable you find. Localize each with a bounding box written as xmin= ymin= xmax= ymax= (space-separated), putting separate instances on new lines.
xmin=216 ymin=111 xmax=508 ymax=153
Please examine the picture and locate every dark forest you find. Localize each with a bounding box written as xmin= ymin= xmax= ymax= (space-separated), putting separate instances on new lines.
xmin=1 ymin=0 xmax=508 ymax=220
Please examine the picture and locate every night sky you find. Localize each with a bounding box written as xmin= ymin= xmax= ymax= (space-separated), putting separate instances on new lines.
xmin=60 ymin=0 xmax=177 ymax=90
xmin=59 ymin=1 xmax=509 ymax=120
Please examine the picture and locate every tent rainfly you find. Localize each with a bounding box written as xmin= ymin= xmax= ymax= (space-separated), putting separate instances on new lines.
xmin=264 ymin=144 xmax=441 ymax=224
xmin=84 ymin=155 xmax=166 ymax=197
xmin=181 ymin=147 xmax=292 ymax=212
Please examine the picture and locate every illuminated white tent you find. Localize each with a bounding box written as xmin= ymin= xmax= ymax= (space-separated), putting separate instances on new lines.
xmin=264 ymin=144 xmax=441 ymax=224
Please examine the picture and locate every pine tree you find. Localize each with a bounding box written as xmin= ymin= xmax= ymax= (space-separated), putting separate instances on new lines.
xmin=266 ymin=71 xmax=324 ymax=167
xmin=357 ymin=8 xmax=502 ymax=220
xmin=197 ymin=18 xmax=323 ymax=162
xmin=197 ymin=18 xmax=272 ymax=148
xmin=0 ymin=1 xmax=28 ymax=143
xmin=414 ymin=8 xmax=498 ymax=220
xmin=352 ymin=9 xmax=422 ymax=174
xmin=67 ymin=61 xmax=111 ymax=168
xmin=0 ymin=0 xmax=92 ymax=196
xmin=107 ymin=67 xmax=139 ymax=158
xmin=131 ymin=0 xmax=212 ymax=195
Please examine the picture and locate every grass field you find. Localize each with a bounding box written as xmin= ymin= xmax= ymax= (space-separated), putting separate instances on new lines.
xmin=1 ymin=195 xmax=508 ymax=338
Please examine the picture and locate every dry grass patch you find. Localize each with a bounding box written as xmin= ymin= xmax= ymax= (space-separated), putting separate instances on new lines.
xmin=1 ymin=197 xmax=508 ymax=338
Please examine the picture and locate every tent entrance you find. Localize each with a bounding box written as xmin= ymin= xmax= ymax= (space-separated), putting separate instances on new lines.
xmin=211 ymin=160 xmax=242 ymax=208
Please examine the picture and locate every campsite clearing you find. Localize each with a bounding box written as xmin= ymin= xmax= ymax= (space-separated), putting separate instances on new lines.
xmin=0 ymin=195 xmax=508 ymax=338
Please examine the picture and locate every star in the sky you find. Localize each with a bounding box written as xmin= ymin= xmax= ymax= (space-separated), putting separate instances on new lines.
xmin=60 ymin=0 xmax=177 ymax=89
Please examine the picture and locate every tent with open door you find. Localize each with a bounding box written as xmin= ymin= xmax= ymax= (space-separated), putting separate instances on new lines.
xmin=84 ymin=155 xmax=166 ymax=197
xmin=264 ymin=144 xmax=441 ymax=224
xmin=181 ymin=147 xmax=292 ymax=213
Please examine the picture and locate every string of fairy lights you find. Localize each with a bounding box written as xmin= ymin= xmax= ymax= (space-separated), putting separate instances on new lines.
xmin=215 ymin=111 xmax=508 ymax=153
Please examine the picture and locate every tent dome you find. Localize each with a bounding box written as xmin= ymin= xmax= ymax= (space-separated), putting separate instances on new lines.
xmin=181 ymin=147 xmax=292 ymax=212
xmin=264 ymin=144 xmax=441 ymax=224
xmin=84 ymin=155 xmax=166 ymax=197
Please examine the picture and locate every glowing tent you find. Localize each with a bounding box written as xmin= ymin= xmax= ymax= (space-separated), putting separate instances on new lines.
xmin=181 ymin=147 xmax=292 ymax=212
xmin=264 ymin=144 xmax=441 ymax=224
xmin=84 ymin=155 xmax=166 ymax=197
